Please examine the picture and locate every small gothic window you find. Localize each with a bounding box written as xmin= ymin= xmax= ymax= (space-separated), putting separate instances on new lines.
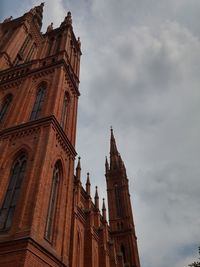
xmin=26 ymin=43 xmax=36 ymax=61
xmin=0 ymin=153 xmax=27 ymax=230
xmin=45 ymin=162 xmax=60 ymax=242
xmin=13 ymin=35 xmax=32 ymax=66
xmin=0 ymin=94 xmax=13 ymax=123
xmin=60 ymin=93 xmax=68 ymax=129
xmin=30 ymin=84 xmax=46 ymax=121
xmin=115 ymin=184 xmax=123 ymax=218
xmin=19 ymin=34 xmax=32 ymax=56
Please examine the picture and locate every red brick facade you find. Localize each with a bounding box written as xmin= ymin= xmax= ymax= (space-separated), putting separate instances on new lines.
xmin=0 ymin=4 xmax=140 ymax=267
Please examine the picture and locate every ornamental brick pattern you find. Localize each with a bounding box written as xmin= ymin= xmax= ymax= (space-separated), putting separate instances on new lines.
xmin=0 ymin=4 xmax=140 ymax=267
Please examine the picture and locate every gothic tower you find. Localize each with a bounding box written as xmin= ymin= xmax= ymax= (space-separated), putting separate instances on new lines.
xmin=0 ymin=4 xmax=81 ymax=267
xmin=105 ymin=129 xmax=140 ymax=267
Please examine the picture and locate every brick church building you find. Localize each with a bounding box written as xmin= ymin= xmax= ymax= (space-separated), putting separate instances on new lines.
xmin=0 ymin=3 xmax=140 ymax=267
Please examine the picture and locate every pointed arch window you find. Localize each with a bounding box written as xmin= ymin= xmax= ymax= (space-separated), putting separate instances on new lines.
xmin=115 ymin=184 xmax=123 ymax=218
xmin=45 ymin=162 xmax=60 ymax=242
xmin=19 ymin=34 xmax=32 ymax=57
xmin=60 ymin=93 xmax=68 ymax=129
xmin=30 ymin=84 xmax=46 ymax=121
xmin=13 ymin=35 xmax=32 ymax=65
xmin=0 ymin=94 xmax=13 ymax=123
xmin=26 ymin=43 xmax=36 ymax=62
xmin=0 ymin=153 xmax=27 ymax=230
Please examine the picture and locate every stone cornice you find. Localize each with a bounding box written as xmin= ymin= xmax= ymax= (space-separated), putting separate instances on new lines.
xmin=0 ymin=115 xmax=77 ymax=157
xmin=0 ymin=56 xmax=80 ymax=96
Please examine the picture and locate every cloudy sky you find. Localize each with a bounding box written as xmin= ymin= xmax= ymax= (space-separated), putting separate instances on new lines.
xmin=1 ymin=1 xmax=200 ymax=267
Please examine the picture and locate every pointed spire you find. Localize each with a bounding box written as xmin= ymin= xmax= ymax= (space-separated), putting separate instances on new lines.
xmin=29 ymin=2 xmax=44 ymax=15
xmin=77 ymin=37 xmax=81 ymax=48
xmin=27 ymin=2 xmax=44 ymax=29
xmin=86 ymin=172 xmax=91 ymax=196
xmin=102 ymin=198 xmax=107 ymax=222
xmin=105 ymin=156 xmax=109 ymax=174
xmin=108 ymin=128 xmax=127 ymax=176
xmin=76 ymin=157 xmax=81 ymax=181
xmin=47 ymin=22 xmax=53 ymax=32
xmin=61 ymin=11 xmax=73 ymax=27
xmin=66 ymin=11 xmax=72 ymax=25
xmin=110 ymin=127 xmax=119 ymax=156
xmin=110 ymin=127 xmax=120 ymax=170
xmin=95 ymin=186 xmax=99 ymax=210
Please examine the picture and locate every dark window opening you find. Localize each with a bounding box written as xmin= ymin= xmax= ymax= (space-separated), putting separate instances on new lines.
xmin=30 ymin=85 xmax=46 ymax=121
xmin=45 ymin=162 xmax=60 ymax=242
xmin=0 ymin=94 xmax=13 ymax=123
xmin=60 ymin=93 xmax=68 ymax=129
xmin=19 ymin=35 xmax=32 ymax=57
xmin=26 ymin=43 xmax=36 ymax=61
xmin=0 ymin=153 xmax=27 ymax=230
xmin=115 ymin=184 xmax=123 ymax=218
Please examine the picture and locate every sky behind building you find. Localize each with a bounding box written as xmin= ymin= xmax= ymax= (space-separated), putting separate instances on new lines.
xmin=1 ymin=1 xmax=200 ymax=267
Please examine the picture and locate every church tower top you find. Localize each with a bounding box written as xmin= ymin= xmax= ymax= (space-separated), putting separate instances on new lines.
xmin=105 ymin=129 xmax=141 ymax=267
xmin=106 ymin=128 xmax=127 ymax=178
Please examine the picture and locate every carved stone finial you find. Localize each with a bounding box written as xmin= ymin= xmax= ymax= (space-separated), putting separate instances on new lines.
xmin=77 ymin=37 xmax=81 ymax=48
xmin=47 ymin=22 xmax=53 ymax=32
xmin=65 ymin=11 xmax=72 ymax=25
xmin=60 ymin=11 xmax=73 ymax=28
xmin=86 ymin=172 xmax=91 ymax=196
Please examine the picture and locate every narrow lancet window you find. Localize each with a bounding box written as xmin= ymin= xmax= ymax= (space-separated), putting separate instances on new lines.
xmin=26 ymin=43 xmax=36 ymax=61
xmin=115 ymin=184 xmax=123 ymax=217
xmin=60 ymin=93 xmax=68 ymax=129
xmin=30 ymin=85 xmax=46 ymax=121
xmin=45 ymin=162 xmax=60 ymax=242
xmin=0 ymin=153 xmax=27 ymax=230
xmin=0 ymin=94 xmax=13 ymax=123
xmin=19 ymin=34 xmax=31 ymax=56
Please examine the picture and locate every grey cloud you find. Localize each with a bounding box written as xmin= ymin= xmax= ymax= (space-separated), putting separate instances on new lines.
xmin=2 ymin=1 xmax=200 ymax=267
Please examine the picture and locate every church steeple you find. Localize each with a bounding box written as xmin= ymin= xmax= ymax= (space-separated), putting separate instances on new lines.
xmin=106 ymin=128 xmax=127 ymax=178
xmin=110 ymin=127 xmax=118 ymax=156
xmin=110 ymin=127 xmax=120 ymax=170
xmin=105 ymin=128 xmax=141 ymax=267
